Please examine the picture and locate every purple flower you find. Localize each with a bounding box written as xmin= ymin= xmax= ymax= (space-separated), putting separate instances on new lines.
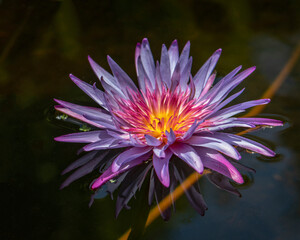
xmin=55 ymin=38 xmax=282 ymax=217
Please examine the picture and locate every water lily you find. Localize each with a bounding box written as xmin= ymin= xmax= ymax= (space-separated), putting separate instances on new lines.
xmin=55 ymin=38 xmax=282 ymax=217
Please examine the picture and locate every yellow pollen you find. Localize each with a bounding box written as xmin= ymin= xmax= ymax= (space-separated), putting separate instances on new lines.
xmin=145 ymin=108 xmax=187 ymax=140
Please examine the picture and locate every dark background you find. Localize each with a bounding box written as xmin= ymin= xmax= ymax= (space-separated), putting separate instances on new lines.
xmin=1 ymin=0 xmax=300 ymax=239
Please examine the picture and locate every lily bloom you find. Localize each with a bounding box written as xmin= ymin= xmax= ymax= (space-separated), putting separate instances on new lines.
xmin=55 ymin=38 xmax=282 ymax=218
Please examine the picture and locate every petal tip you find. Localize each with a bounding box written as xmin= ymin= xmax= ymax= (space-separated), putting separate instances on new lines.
xmin=216 ymin=48 xmax=222 ymax=53
xmin=162 ymin=180 xmax=170 ymax=188
xmin=142 ymin=38 xmax=149 ymax=44
xmin=236 ymin=177 xmax=244 ymax=184
xmin=171 ymin=39 xmax=178 ymax=46
xmin=54 ymin=136 xmax=61 ymax=142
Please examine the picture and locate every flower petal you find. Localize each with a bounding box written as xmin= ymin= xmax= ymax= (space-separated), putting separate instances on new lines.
xmin=201 ymin=65 xmax=242 ymax=102
xmin=238 ymin=118 xmax=283 ymax=127
xmin=54 ymin=130 xmax=110 ymax=143
xmin=168 ymin=40 xmax=179 ymax=75
xmin=160 ymin=44 xmax=171 ymax=88
xmin=166 ymin=128 xmax=176 ymax=145
xmin=111 ymin=147 xmax=152 ymax=172
xmin=60 ymin=151 xmax=110 ymax=189
xmin=170 ymin=143 xmax=203 ymax=173
xmin=69 ymin=74 xmax=106 ymax=108
xmin=208 ymin=132 xmax=276 ymax=157
xmin=88 ymin=56 xmax=126 ymax=98
xmin=178 ymin=41 xmax=190 ymax=71
xmin=193 ymin=49 xmax=221 ymax=98
xmin=140 ymin=38 xmax=156 ymax=88
xmin=115 ymin=162 xmax=152 ymax=217
xmin=61 ymin=151 xmax=99 ymax=175
xmin=55 ymin=105 xmax=105 ymax=129
xmin=196 ymin=148 xmax=244 ymax=184
xmin=91 ymin=152 xmax=151 ymax=190
xmin=181 ymin=120 xmax=203 ymax=141
xmin=179 ymin=57 xmax=193 ymax=90
xmin=208 ymin=67 xmax=256 ymax=105
xmin=83 ymin=138 xmax=132 ymax=151
xmin=153 ymin=148 xmax=173 ymax=187
xmin=186 ymin=135 xmax=241 ymax=160
xmin=209 ymin=98 xmax=270 ymax=120
xmin=107 ymin=55 xmax=138 ymax=92
xmin=54 ymin=99 xmax=113 ymax=123
xmin=145 ymin=134 xmax=162 ymax=146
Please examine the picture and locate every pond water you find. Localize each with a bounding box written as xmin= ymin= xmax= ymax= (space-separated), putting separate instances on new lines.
xmin=1 ymin=0 xmax=300 ymax=239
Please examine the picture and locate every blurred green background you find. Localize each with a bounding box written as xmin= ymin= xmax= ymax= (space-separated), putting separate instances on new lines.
xmin=1 ymin=0 xmax=299 ymax=239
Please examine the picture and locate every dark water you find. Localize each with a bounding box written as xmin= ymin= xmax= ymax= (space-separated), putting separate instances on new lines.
xmin=1 ymin=0 xmax=300 ymax=239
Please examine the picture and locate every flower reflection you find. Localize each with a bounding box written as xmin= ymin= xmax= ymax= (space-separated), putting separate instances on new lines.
xmin=55 ymin=39 xmax=282 ymax=219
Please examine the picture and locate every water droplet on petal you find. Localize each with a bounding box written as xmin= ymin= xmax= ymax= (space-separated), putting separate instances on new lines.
xmin=79 ymin=124 xmax=91 ymax=132
xmin=56 ymin=113 xmax=68 ymax=120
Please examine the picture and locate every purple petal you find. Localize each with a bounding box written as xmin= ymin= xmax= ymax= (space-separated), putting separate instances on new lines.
xmin=61 ymin=151 xmax=110 ymax=189
xmin=128 ymin=134 xmax=146 ymax=147
xmin=168 ymin=40 xmax=179 ymax=75
xmin=200 ymin=65 xmax=242 ymax=102
xmin=198 ymin=72 xmax=216 ymax=99
xmin=166 ymin=128 xmax=176 ymax=145
xmin=160 ymin=44 xmax=171 ymax=88
xmin=203 ymin=122 xmax=255 ymax=132
xmin=170 ymin=143 xmax=203 ymax=173
xmin=209 ymin=99 xmax=270 ymax=120
xmin=111 ymin=147 xmax=152 ymax=172
xmin=155 ymin=61 xmax=162 ymax=93
xmin=87 ymin=57 xmax=125 ymax=98
xmin=170 ymin=61 xmax=181 ymax=91
xmin=238 ymin=118 xmax=283 ymax=126
xmin=196 ymin=148 xmax=244 ymax=184
xmin=178 ymin=41 xmax=190 ymax=71
xmin=135 ymin=42 xmax=141 ymax=74
xmin=140 ymin=38 xmax=156 ymax=88
xmin=54 ymin=99 xmax=116 ymax=130
xmin=210 ymin=88 xmax=245 ymax=114
xmin=208 ymin=67 xmax=255 ymax=104
xmin=193 ymin=49 xmax=221 ymax=98
xmin=61 ymin=151 xmax=98 ymax=175
xmin=83 ymin=138 xmax=130 ymax=151
xmin=88 ymin=56 xmax=117 ymax=85
xmin=153 ymin=149 xmax=173 ymax=187
xmin=179 ymin=57 xmax=193 ymax=90
xmin=137 ymin=56 xmax=150 ymax=93
xmin=91 ymin=153 xmax=151 ymax=190
xmin=55 ymin=130 xmax=110 ymax=143
xmin=69 ymin=74 xmax=106 ymax=108
xmin=55 ymin=105 xmax=105 ymax=129
xmin=153 ymin=146 xmax=166 ymax=158
xmin=186 ymin=136 xmax=241 ymax=160
xmin=208 ymin=132 xmax=276 ymax=157
xmin=107 ymin=55 xmax=138 ymax=92
xmin=145 ymin=134 xmax=162 ymax=146
xmin=54 ymin=99 xmax=113 ymax=123
xmin=181 ymin=120 xmax=203 ymax=141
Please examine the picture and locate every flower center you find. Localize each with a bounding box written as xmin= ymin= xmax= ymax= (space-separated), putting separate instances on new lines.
xmin=113 ymin=87 xmax=208 ymax=141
